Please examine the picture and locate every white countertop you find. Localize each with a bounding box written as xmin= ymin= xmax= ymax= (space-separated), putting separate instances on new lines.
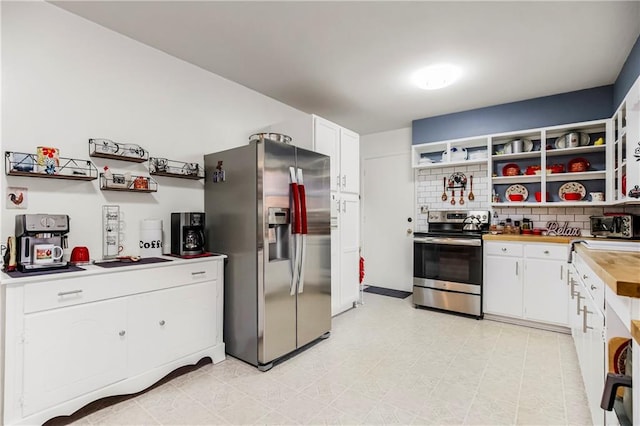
xmin=0 ymin=254 xmax=227 ymax=286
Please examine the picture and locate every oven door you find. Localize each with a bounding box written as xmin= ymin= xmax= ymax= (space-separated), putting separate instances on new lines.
xmin=413 ymin=236 xmax=483 ymax=317
xmin=413 ymin=237 xmax=482 ymax=285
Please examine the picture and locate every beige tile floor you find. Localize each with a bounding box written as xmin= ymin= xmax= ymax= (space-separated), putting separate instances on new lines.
xmin=53 ymin=293 xmax=592 ymax=425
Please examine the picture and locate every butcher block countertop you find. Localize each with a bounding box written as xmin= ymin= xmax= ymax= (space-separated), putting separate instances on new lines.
xmin=482 ymin=234 xmax=577 ymax=244
xmin=632 ymin=321 xmax=640 ymax=345
xmin=575 ymin=244 xmax=640 ymax=298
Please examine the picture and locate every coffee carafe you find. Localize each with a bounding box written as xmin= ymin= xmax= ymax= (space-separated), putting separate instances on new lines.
xmin=15 ymin=214 xmax=70 ymax=272
xmin=170 ymin=212 xmax=205 ymax=256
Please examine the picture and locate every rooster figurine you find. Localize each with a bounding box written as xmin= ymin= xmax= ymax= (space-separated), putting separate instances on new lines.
xmin=8 ymin=191 xmax=24 ymax=207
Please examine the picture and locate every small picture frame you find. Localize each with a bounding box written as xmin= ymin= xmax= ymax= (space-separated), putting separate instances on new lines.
xmin=7 ymin=187 xmax=28 ymax=209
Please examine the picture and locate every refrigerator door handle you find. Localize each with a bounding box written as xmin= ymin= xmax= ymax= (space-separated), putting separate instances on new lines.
xmin=290 ymin=234 xmax=300 ymax=296
xmin=289 ymin=167 xmax=301 ymax=295
xmin=296 ymin=168 xmax=307 ymax=293
xmin=289 ymin=167 xmax=301 ymax=235
xmin=298 ymin=235 xmax=306 ymax=293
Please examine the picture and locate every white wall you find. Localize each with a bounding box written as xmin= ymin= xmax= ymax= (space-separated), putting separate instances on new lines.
xmin=1 ymin=1 xmax=309 ymax=259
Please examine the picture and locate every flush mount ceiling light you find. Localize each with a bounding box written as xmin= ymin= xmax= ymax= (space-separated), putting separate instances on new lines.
xmin=412 ymin=64 xmax=462 ymax=90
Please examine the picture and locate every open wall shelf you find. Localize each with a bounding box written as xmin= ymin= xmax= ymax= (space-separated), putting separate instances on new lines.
xmin=149 ymin=157 xmax=204 ymax=180
xmin=89 ymin=139 xmax=149 ymax=163
xmin=5 ymin=151 xmax=98 ymax=181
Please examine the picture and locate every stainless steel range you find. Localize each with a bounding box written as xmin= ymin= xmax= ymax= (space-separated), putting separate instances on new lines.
xmin=413 ymin=210 xmax=489 ymax=319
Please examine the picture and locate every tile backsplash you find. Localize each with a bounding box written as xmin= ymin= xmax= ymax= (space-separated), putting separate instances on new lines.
xmin=415 ymin=164 xmax=640 ymax=235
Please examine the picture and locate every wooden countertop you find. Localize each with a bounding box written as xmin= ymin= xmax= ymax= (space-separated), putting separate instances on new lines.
xmin=575 ymin=244 xmax=640 ymax=298
xmin=482 ymin=234 xmax=577 ymax=244
xmin=632 ymin=321 xmax=640 ymax=345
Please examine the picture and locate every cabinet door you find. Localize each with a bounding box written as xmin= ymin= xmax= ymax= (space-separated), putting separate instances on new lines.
xmin=339 ymin=194 xmax=360 ymax=310
xmin=582 ymin=292 xmax=606 ymax=426
xmin=523 ymin=259 xmax=569 ymax=326
xmin=22 ymin=299 xmax=127 ymax=417
xmin=340 ymin=128 xmax=360 ymax=194
xmin=484 ymin=255 xmax=523 ymax=317
xmin=625 ymin=76 xmax=640 ymax=197
xmin=330 ymin=194 xmax=342 ymax=316
xmin=127 ymin=281 xmax=217 ymax=376
xmin=314 ymin=117 xmax=340 ymax=192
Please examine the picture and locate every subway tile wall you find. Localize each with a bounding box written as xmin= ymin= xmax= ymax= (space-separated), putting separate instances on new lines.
xmin=416 ymin=164 xmax=640 ymax=235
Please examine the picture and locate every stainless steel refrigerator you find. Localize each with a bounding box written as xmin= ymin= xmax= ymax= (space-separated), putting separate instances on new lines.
xmin=204 ymin=139 xmax=331 ymax=371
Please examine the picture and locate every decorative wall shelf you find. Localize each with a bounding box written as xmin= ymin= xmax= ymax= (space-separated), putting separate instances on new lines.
xmin=5 ymin=151 xmax=98 ymax=181
xmin=148 ymin=157 xmax=204 ymax=180
xmin=99 ymin=173 xmax=158 ymax=193
xmin=89 ymin=139 xmax=149 ymax=163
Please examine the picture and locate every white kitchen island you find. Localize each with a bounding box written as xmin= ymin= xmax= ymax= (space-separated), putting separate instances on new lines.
xmin=0 ymin=255 xmax=226 ymax=426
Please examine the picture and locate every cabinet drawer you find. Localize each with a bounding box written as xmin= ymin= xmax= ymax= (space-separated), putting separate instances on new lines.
xmin=484 ymin=242 xmax=523 ymax=257
xmin=524 ymin=244 xmax=568 ymax=260
xmin=23 ymin=260 xmax=220 ymax=314
xmin=574 ymin=254 xmax=605 ymax=310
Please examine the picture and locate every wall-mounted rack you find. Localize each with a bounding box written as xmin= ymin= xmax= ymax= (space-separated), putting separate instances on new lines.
xmin=5 ymin=151 xmax=98 ymax=181
xmin=149 ymin=157 xmax=204 ymax=180
xmin=99 ymin=173 xmax=158 ymax=193
xmin=89 ymin=138 xmax=149 ymax=163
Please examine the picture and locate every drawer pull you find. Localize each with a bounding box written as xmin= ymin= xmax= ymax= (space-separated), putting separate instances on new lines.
xmin=119 ymin=330 xmax=126 ymax=337
xmin=583 ymin=274 xmax=588 ymax=280
xmin=191 ymin=271 xmax=206 ymax=276
xmin=501 ymin=248 xmax=507 ymax=252
xmin=591 ymin=285 xmax=597 ymax=291
xmin=57 ymin=290 xmax=83 ymax=297
xmin=544 ymin=250 xmax=549 ymax=254
xmin=159 ymin=320 xmax=166 ymax=326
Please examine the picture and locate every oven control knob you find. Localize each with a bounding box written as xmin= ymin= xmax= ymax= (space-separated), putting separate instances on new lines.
xmin=482 ymin=215 xmax=487 ymax=220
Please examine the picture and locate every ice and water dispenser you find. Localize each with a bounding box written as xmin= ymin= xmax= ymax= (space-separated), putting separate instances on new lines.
xmin=267 ymin=207 xmax=290 ymax=261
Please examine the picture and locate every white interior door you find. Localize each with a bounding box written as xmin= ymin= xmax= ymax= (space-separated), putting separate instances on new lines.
xmin=362 ymin=152 xmax=413 ymax=291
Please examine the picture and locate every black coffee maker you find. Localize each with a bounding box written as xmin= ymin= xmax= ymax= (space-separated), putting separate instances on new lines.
xmin=171 ymin=212 xmax=205 ymax=256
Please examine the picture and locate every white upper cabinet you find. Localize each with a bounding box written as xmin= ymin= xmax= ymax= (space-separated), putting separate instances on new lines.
xmin=313 ymin=117 xmax=341 ymax=191
xmin=313 ymin=115 xmax=360 ymax=194
xmin=339 ymin=128 xmax=360 ymax=194
xmin=613 ymin=75 xmax=640 ymax=203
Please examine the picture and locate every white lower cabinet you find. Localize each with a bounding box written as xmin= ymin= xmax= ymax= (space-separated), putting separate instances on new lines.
xmin=23 ymin=299 xmax=128 ymax=417
xmin=332 ymin=192 xmax=360 ymax=316
xmin=483 ymin=241 xmax=569 ymax=327
xmin=127 ymin=281 xmax=217 ymax=376
xmin=2 ymin=257 xmax=226 ymax=426
xmin=569 ymin=255 xmax=606 ymax=425
xmin=484 ymin=255 xmax=523 ymax=317
xmin=523 ymin=258 xmax=568 ymax=325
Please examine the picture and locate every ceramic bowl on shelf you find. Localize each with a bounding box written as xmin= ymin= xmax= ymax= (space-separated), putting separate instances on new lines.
xmin=502 ymin=163 xmax=520 ymax=176
xmin=568 ymin=157 xmax=590 ymax=173
xmin=563 ymin=192 xmax=582 ymax=201
xmin=508 ymin=193 xmax=525 ymax=202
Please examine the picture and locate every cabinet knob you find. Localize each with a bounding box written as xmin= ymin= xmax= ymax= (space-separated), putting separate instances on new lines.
xmin=119 ymin=330 xmax=126 ymax=337
xmin=591 ymin=285 xmax=597 ymax=291
xmin=159 ymin=320 xmax=166 ymax=326
xmin=501 ymin=248 xmax=507 ymax=252
xmin=544 ymin=250 xmax=549 ymax=254
xmin=583 ymin=274 xmax=588 ymax=280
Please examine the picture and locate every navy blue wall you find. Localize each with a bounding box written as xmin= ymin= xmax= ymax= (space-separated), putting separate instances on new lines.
xmin=412 ymin=86 xmax=613 ymax=144
xmin=412 ymin=34 xmax=640 ymax=145
xmin=614 ymin=34 xmax=640 ymax=109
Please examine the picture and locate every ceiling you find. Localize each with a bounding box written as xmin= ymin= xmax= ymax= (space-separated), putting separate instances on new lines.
xmin=50 ymin=1 xmax=640 ymax=136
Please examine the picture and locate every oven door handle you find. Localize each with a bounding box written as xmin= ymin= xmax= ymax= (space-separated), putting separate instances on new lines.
xmin=414 ymin=237 xmax=481 ymax=247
